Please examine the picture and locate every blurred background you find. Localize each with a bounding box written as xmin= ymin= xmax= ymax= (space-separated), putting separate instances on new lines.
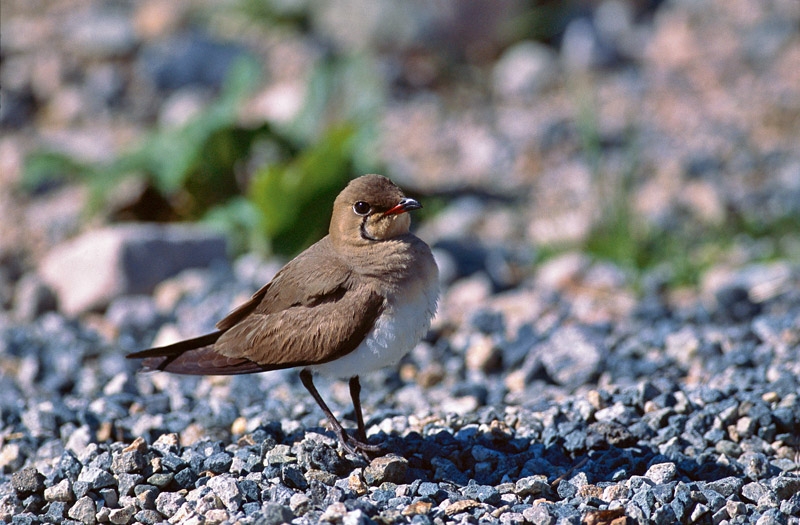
xmin=1 ymin=0 xmax=799 ymax=319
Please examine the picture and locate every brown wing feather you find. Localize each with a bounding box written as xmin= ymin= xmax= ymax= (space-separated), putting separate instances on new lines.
xmin=216 ymin=236 xmax=348 ymax=331
xmin=215 ymin=282 xmax=271 ymax=331
xmin=128 ymin=236 xmax=386 ymax=374
xmin=215 ymin=286 xmax=385 ymax=368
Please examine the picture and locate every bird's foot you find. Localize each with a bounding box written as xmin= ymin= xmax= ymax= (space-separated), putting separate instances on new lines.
xmin=337 ymin=430 xmax=382 ymax=460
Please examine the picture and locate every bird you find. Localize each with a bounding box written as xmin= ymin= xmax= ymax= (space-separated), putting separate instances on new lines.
xmin=127 ymin=174 xmax=439 ymax=457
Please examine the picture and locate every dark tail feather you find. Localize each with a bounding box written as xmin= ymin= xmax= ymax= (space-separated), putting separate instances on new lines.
xmin=128 ymin=332 xmax=222 ymax=360
xmin=127 ymin=331 xmax=266 ymax=376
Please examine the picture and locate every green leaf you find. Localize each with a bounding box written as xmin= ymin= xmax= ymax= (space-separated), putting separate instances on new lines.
xmin=248 ymin=125 xmax=355 ymax=255
xmin=21 ymin=151 xmax=92 ymax=192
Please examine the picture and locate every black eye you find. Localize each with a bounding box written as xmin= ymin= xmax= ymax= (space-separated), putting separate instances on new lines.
xmin=353 ymin=201 xmax=371 ymax=216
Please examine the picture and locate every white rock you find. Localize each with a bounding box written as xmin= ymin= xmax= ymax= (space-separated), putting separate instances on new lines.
xmin=38 ymin=224 xmax=226 ymax=315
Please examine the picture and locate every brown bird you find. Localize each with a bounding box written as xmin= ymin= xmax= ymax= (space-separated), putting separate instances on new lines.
xmin=127 ymin=174 xmax=439 ymax=456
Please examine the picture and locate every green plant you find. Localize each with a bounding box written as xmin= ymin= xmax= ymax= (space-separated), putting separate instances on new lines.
xmin=23 ymin=57 xmax=274 ymax=216
xmin=22 ymin=43 xmax=390 ymax=257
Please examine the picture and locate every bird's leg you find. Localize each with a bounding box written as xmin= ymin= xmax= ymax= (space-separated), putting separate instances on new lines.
xmin=349 ymin=376 xmax=368 ymax=444
xmin=347 ymin=376 xmax=381 ymax=454
xmin=299 ymin=370 xmax=380 ymax=458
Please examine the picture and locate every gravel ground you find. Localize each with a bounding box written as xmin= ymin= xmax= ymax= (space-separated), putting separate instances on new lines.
xmin=1 ymin=254 xmax=799 ymax=524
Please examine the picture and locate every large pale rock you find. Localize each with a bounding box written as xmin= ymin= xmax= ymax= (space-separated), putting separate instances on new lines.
xmin=39 ymin=224 xmax=226 ymax=315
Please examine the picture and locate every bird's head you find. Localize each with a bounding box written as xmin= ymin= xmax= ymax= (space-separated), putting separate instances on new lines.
xmin=330 ymin=174 xmax=422 ymax=247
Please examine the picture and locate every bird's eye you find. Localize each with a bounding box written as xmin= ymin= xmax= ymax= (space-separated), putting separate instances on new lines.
xmin=353 ymin=201 xmax=371 ymax=216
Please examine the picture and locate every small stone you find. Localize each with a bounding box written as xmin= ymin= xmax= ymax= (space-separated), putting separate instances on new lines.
xmin=445 ymin=499 xmax=481 ymax=516
xmin=305 ymin=468 xmax=337 ymax=486
xmin=155 ymin=491 xmax=185 ymax=516
xmin=98 ymin=488 xmax=118 ymax=508
xmin=463 ymin=483 xmax=501 ymax=505
xmin=134 ymin=484 xmax=158 ymax=510
xmin=742 ymin=452 xmax=771 ymax=480
xmin=261 ymin=503 xmax=294 ymax=524
xmin=11 ymin=468 xmax=45 ymax=497
xmin=602 ymin=484 xmax=630 ymax=502
xmin=690 ymin=503 xmax=709 ymax=522
xmin=124 ymin=436 xmax=149 ymax=453
xmin=95 ymin=506 xmax=111 ymax=523
xmin=704 ymin=477 xmax=744 ymax=498
xmin=364 ymin=455 xmax=409 ymax=485
xmin=515 ymin=475 xmax=551 ymax=498
xmin=281 ymin=466 xmax=307 ymax=490
xmin=320 ymin=501 xmax=348 ymax=522
xmin=348 ymin=469 xmax=368 ymax=496
xmin=465 ymin=334 xmax=503 ymax=372
xmin=726 ymin=500 xmax=747 ymax=518
xmin=204 ymin=508 xmax=229 ymax=524
xmin=264 ymin=444 xmax=295 ymax=466
xmin=68 ymin=496 xmax=97 ymax=525
xmin=43 ymin=501 xmax=67 ymax=523
xmin=134 ymin=509 xmax=163 ymax=525
xmin=523 ymin=502 xmax=556 ymax=525
xmin=147 ymin=472 xmax=173 ymax=488
xmin=756 ymin=509 xmax=790 ymax=525
xmin=0 ymin=443 xmax=23 ymax=472
xmin=207 ymin=474 xmax=242 ymax=511
xmin=78 ymin=467 xmax=116 ymax=490
xmin=44 ymin=479 xmax=74 ymax=502
xmin=231 ymin=417 xmax=248 ymax=435
xmin=742 ymin=482 xmax=769 ymax=503
xmin=289 ymin=493 xmax=311 ymax=515
xmin=651 ymin=505 xmax=678 ymax=524
xmin=203 ymin=452 xmax=233 ymax=474
xmin=344 ymin=509 xmax=373 ymax=525
xmin=112 ymin=450 xmax=146 ymax=474
xmin=644 ymin=462 xmax=677 ymax=485
xmin=538 ymin=326 xmax=605 ymax=388
xmin=499 ymin=511 xmax=527 ymax=525
xmin=402 ymin=500 xmax=432 ymax=516
xmin=151 ymin=433 xmax=179 ymax=454
xmin=771 ymin=477 xmax=800 ymax=500
xmin=665 ymin=327 xmax=700 ymax=362
xmin=116 ymin=473 xmax=144 ymax=497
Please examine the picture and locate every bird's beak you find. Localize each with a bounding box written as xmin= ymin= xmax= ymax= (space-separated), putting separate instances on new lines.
xmin=384 ymin=197 xmax=422 ymax=215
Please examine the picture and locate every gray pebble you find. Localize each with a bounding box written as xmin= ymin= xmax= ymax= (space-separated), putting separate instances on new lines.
xmin=281 ymin=465 xmax=308 ymax=491
xmin=207 ymin=474 xmax=243 ymax=511
xmin=155 ymin=491 xmax=185 ymax=516
xmin=538 ymin=326 xmax=605 ymax=388
xmin=203 ymin=452 xmax=233 ymax=474
xmin=260 ymin=502 xmax=295 ymax=524
xmin=44 ymin=500 xmax=68 ymax=522
xmin=77 ymin=467 xmax=115 ymax=490
xmin=133 ymin=508 xmax=164 ymax=525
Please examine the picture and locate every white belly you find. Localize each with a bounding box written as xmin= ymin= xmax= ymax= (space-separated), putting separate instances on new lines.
xmin=309 ymin=283 xmax=438 ymax=379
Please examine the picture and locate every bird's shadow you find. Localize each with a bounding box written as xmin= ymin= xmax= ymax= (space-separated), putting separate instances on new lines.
xmin=277 ymin=416 xmax=747 ymax=499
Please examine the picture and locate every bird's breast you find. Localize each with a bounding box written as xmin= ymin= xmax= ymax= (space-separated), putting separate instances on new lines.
xmin=309 ymin=269 xmax=438 ymax=380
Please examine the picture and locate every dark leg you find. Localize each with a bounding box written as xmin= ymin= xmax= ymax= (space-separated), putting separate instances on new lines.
xmin=349 ymin=376 xmax=367 ymax=443
xmin=299 ymin=370 xmax=380 ymax=457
